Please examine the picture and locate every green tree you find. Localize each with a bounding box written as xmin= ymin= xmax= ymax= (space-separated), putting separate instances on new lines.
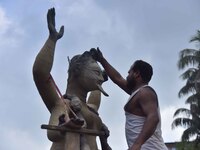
xmin=172 ymin=30 xmax=200 ymax=149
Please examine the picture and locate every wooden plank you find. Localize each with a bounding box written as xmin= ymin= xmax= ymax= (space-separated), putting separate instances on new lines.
xmin=41 ymin=124 xmax=105 ymax=136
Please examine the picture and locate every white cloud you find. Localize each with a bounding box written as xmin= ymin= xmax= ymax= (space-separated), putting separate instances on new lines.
xmin=161 ymin=105 xmax=186 ymax=142
xmin=0 ymin=7 xmax=11 ymax=35
xmin=0 ymin=126 xmax=50 ymax=150
xmin=0 ymin=6 xmax=26 ymax=51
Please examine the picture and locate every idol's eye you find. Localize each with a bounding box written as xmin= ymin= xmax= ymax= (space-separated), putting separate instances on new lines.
xmin=94 ymin=70 xmax=101 ymax=76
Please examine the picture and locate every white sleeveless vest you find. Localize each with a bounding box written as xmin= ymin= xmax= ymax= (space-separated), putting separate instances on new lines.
xmin=125 ymin=85 xmax=168 ymax=150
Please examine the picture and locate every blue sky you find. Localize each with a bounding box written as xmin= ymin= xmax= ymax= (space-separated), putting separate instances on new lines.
xmin=0 ymin=0 xmax=200 ymax=149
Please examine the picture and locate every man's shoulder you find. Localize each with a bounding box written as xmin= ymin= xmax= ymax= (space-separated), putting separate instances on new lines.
xmin=140 ymin=86 xmax=157 ymax=95
xmin=138 ymin=86 xmax=159 ymax=107
xmin=138 ymin=86 xmax=158 ymax=103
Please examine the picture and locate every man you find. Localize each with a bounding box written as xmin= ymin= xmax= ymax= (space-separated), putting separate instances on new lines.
xmin=92 ymin=48 xmax=168 ymax=150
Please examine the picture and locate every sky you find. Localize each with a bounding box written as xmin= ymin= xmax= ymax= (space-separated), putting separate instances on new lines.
xmin=0 ymin=0 xmax=200 ymax=149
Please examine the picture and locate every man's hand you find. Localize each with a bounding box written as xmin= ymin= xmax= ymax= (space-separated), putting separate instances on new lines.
xmin=96 ymin=47 xmax=104 ymax=62
xmin=47 ymin=8 xmax=64 ymax=41
xmin=90 ymin=47 xmax=104 ymax=62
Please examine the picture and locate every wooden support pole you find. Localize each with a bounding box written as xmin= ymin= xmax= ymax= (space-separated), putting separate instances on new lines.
xmin=41 ymin=124 xmax=105 ymax=136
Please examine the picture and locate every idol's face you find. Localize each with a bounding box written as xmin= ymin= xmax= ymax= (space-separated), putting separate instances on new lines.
xmin=80 ymin=59 xmax=108 ymax=96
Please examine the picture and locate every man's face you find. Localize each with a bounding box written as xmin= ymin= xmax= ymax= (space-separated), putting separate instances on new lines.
xmin=126 ymin=64 xmax=138 ymax=89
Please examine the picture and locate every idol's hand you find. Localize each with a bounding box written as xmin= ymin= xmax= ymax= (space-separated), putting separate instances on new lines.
xmin=47 ymin=8 xmax=64 ymax=41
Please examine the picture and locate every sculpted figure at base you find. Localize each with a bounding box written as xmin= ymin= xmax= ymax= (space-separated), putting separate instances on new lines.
xmin=33 ymin=8 xmax=111 ymax=150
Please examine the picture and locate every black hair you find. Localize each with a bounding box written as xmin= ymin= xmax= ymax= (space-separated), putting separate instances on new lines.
xmin=132 ymin=60 xmax=153 ymax=83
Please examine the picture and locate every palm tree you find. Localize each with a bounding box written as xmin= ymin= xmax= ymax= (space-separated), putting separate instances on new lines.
xmin=172 ymin=103 xmax=200 ymax=144
xmin=172 ymin=30 xmax=200 ymax=149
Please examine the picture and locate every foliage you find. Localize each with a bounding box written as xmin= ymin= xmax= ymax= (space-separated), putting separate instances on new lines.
xmin=176 ymin=141 xmax=200 ymax=150
xmin=172 ymin=30 xmax=200 ymax=147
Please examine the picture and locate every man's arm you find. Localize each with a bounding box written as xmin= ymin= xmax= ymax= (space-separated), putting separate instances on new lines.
xmin=93 ymin=48 xmax=131 ymax=94
xmin=130 ymin=89 xmax=159 ymax=150
xmin=32 ymin=8 xmax=64 ymax=112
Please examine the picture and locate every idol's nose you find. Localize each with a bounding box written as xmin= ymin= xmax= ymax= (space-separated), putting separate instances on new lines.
xmin=102 ymin=70 xmax=108 ymax=82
